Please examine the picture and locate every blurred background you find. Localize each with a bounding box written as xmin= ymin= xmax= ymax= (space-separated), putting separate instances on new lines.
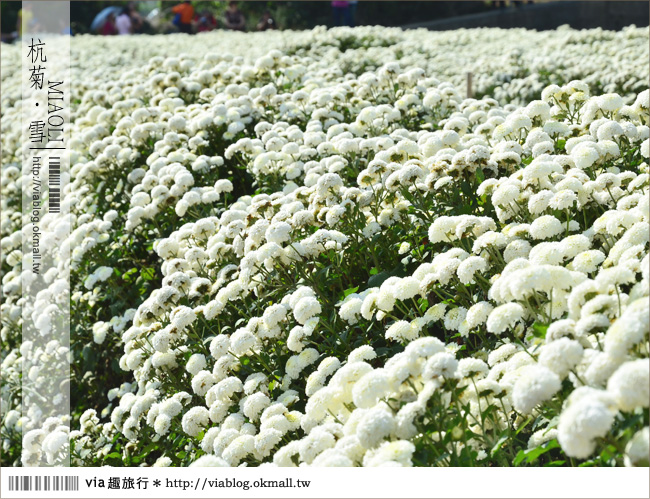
xmin=1 ymin=0 xmax=648 ymax=41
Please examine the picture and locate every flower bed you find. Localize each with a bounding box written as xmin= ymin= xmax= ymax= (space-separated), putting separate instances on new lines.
xmin=1 ymin=25 xmax=648 ymax=468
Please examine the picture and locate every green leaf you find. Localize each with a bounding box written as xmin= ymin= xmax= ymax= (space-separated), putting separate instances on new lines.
xmin=490 ymin=434 xmax=509 ymax=457
xmin=599 ymin=444 xmax=618 ymax=463
xmin=513 ymin=439 xmax=561 ymax=466
xmin=367 ymin=270 xmax=391 ymax=289
xmin=532 ymin=322 xmax=549 ymax=339
xmin=140 ymin=267 xmax=155 ymax=281
xmin=513 ymin=450 xmax=527 ymax=467
xmin=343 ymin=286 xmax=359 ymax=298
xmin=122 ymin=267 xmax=138 ymax=283
xmin=514 ymin=417 xmax=533 ymax=436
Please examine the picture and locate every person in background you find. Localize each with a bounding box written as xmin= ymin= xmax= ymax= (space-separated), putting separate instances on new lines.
xmin=1 ymin=32 xmax=18 ymax=43
xmin=59 ymin=19 xmax=73 ymax=35
xmin=196 ymin=10 xmax=218 ymax=32
xmin=224 ymin=1 xmax=246 ymax=31
xmin=116 ymin=7 xmax=133 ymax=35
xmin=127 ymin=1 xmax=144 ymax=32
xmin=172 ymin=1 xmax=194 ymax=33
xmin=331 ymin=1 xmax=350 ymax=27
xmin=256 ymin=10 xmax=277 ymax=31
xmin=101 ymin=12 xmax=118 ymax=35
xmin=348 ymin=0 xmax=358 ymax=27
xmin=17 ymin=3 xmax=38 ymax=38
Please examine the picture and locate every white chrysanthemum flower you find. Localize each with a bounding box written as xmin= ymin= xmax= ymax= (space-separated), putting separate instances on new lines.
xmin=263 ymin=304 xmax=288 ymax=327
xmin=186 ymin=353 xmax=207 ymax=376
xmin=214 ymin=179 xmax=234 ymax=194
xmin=230 ymin=328 xmax=257 ymax=356
xmin=529 ymin=215 xmax=563 ymax=240
xmin=549 ymin=190 xmax=577 ymax=211
xmin=191 ymin=370 xmax=216 ymax=397
xmin=352 ymin=370 xmax=392 ymax=408
xmin=398 ymin=242 xmax=411 ymax=255
xmin=190 ymin=455 xmax=230 ymax=467
xmin=504 ymin=239 xmax=532 ymax=262
xmin=392 ymin=277 xmax=420 ymax=301
xmin=363 ymin=440 xmax=415 ymax=467
xmin=604 ymin=298 xmax=649 ymax=360
xmin=606 ymin=359 xmax=649 ymax=412
xmin=154 ymin=414 xmax=172 ymax=436
xmin=339 ymin=297 xmax=363 ymax=324
xmin=243 ymin=392 xmax=271 ymax=422
xmin=598 ymin=93 xmax=624 ymax=113
xmin=376 ymin=287 xmax=396 ymax=312
xmin=539 ymin=337 xmax=583 ymax=378
xmin=385 ymin=320 xmax=418 ymax=342
xmin=265 ymin=222 xmax=292 ymax=245
xmin=170 ymin=306 xmax=197 ymax=330
xmin=487 ymin=303 xmax=524 ymax=335
xmin=423 ymin=352 xmax=458 ymax=379
xmin=293 ymin=296 xmax=322 ymax=325
xmin=465 ymin=301 xmax=494 ymax=329
xmin=624 ymin=427 xmax=649 ymax=467
xmin=558 ymin=388 xmax=617 ymax=459
xmin=487 ymin=343 xmax=519 ymax=367
xmin=209 ymin=335 xmax=230 ymax=359
xmin=528 ymin=428 xmax=559 ymax=450
xmin=443 ymin=307 xmax=467 ymax=331
xmin=457 ymin=358 xmax=489 ymax=379
xmin=457 ymin=256 xmax=487 ymax=284
xmin=571 ymin=142 xmax=600 ymax=169
xmin=570 ymin=250 xmax=606 ymax=273
xmin=356 ymin=404 xmax=397 ymax=449
xmin=181 ymin=407 xmax=209 ymax=437
xmin=512 ymin=365 xmax=561 ymax=414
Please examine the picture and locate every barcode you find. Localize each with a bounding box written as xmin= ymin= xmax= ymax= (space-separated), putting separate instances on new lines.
xmin=7 ymin=475 xmax=79 ymax=492
xmin=49 ymin=156 xmax=60 ymax=213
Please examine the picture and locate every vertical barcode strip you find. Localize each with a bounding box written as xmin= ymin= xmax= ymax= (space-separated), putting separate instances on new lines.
xmin=49 ymin=156 xmax=60 ymax=213
xmin=7 ymin=475 xmax=78 ymax=491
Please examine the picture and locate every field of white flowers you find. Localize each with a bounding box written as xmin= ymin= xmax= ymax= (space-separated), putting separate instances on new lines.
xmin=1 ymin=24 xmax=649 ymax=468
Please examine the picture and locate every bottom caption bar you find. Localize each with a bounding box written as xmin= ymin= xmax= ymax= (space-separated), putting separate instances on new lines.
xmin=1 ymin=467 xmax=648 ymax=498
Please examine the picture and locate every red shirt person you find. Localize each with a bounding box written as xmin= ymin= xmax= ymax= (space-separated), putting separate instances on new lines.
xmin=195 ymin=11 xmax=217 ymax=32
xmin=101 ymin=12 xmax=118 ymax=35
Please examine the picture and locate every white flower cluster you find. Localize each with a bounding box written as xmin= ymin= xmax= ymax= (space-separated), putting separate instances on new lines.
xmin=1 ymin=26 xmax=648 ymax=468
